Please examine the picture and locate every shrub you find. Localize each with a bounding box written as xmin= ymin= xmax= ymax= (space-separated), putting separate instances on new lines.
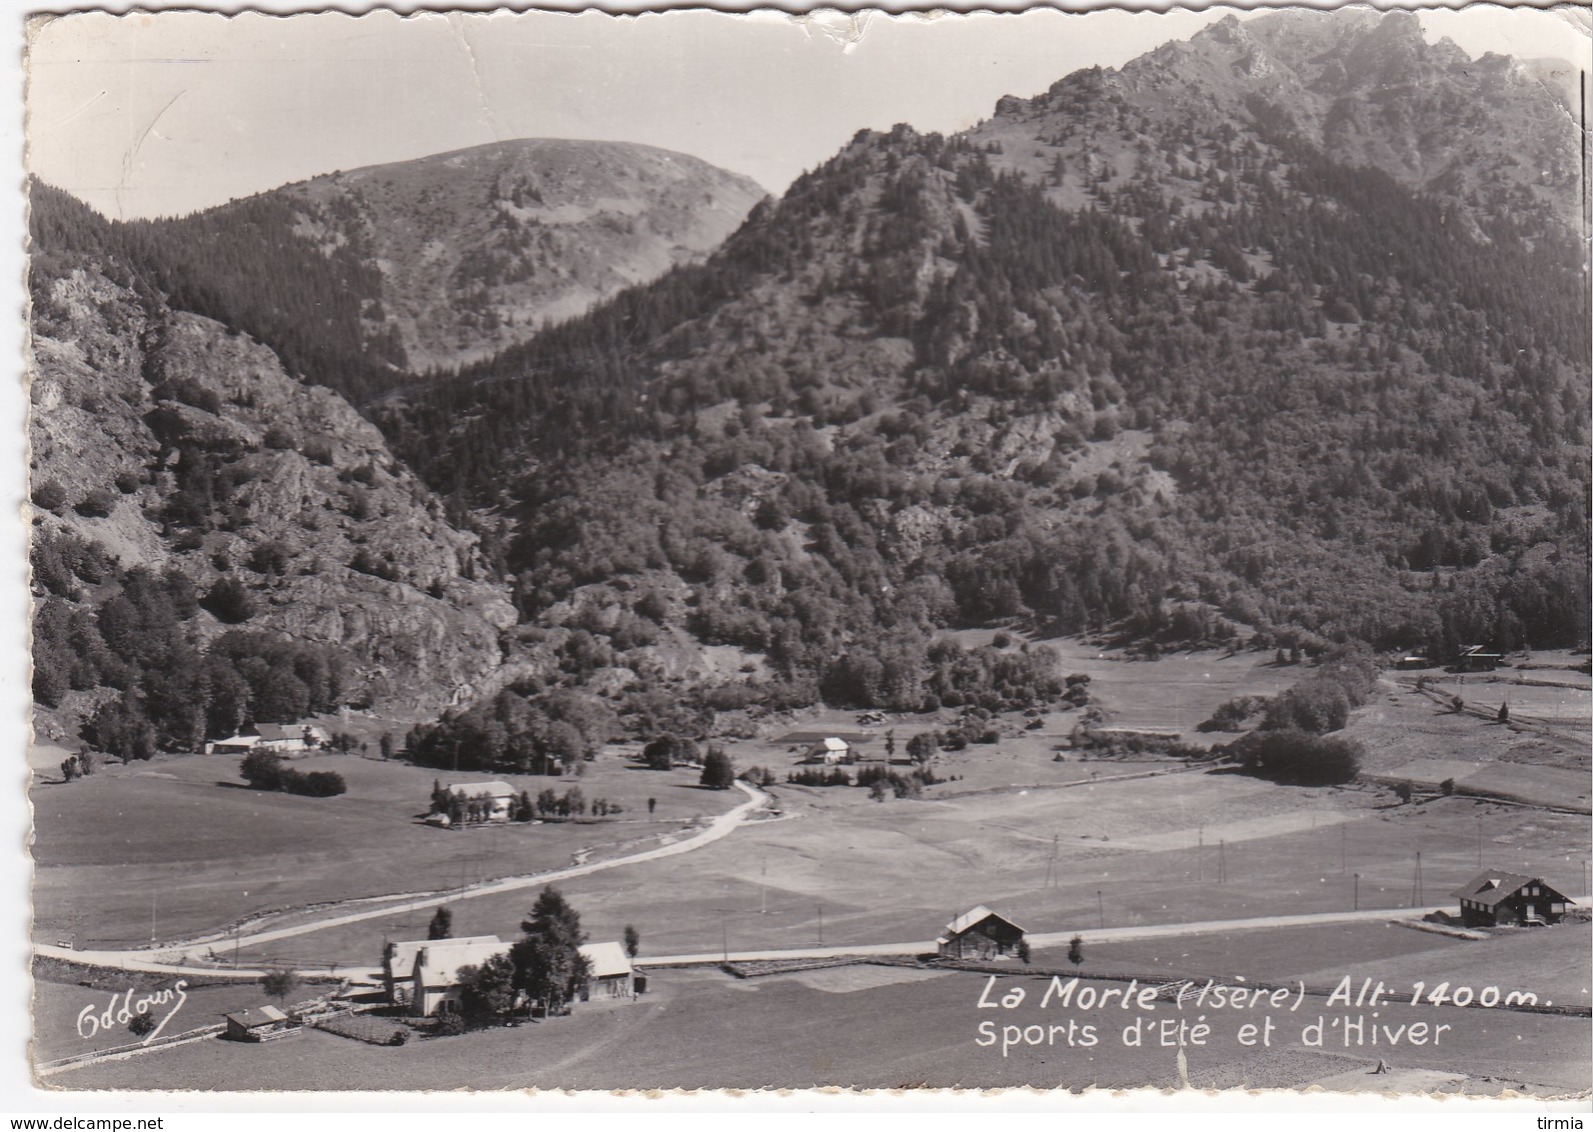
xmin=128 ymin=1011 xmax=157 ymax=1038
xmin=263 ymin=426 xmax=297 ymax=451
xmin=293 ymin=770 xmax=347 ymax=797
xmin=248 ymin=540 xmax=294 ymax=576
xmin=202 ymin=577 xmax=255 ymax=623
xmin=114 ymin=470 xmax=142 ymax=494
xmin=643 ymin=735 xmax=679 ymax=770
xmin=155 ymin=378 xmax=222 ymax=414
xmin=388 ymin=1029 xmax=408 ymax=1046
xmin=74 ymin=488 xmax=117 ymax=518
xmin=240 ymin=750 xmax=285 ymax=790
xmin=1199 ymin=695 xmax=1269 ymax=732
xmin=787 ymin=766 xmax=852 ymax=787
xmin=1229 ymin=729 xmax=1362 ymax=786
xmin=31 ymin=479 xmax=68 ymax=512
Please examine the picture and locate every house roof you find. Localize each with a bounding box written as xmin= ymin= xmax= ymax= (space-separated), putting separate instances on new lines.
xmin=446 ymin=780 xmax=517 ymax=798
xmin=225 ymin=1005 xmax=289 ymax=1028
xmin=414 ymin=938 xmax=509 ymax=988
xmin=212 ymin=734 xmax=260 ymax=748
xmin=819 ymin=737 xmax=849 ymax=751
xmin=255 ymin=723 xmax=308 ymax=742
xmin=1449 ymin=871 xmax=1571 ymax=907
xmin=943 ymin=905 xmax=1025 ymax=938
xmin=579 ymin=941 xmax=634 ymax=980
xmin=388 ymin=935 xmax=503 ymax=981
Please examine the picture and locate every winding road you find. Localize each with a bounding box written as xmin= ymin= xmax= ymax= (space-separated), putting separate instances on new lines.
xmin=35 ymin=780 xmax=771 ymax=978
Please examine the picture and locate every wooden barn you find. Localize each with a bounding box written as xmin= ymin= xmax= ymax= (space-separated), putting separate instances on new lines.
xmin=937 ymin=906 xmax=1026 ymax=960
xmin=222 ymin=1005 xmax=298 ymax=1042
xmin=1452 ymin=872 xmax=1574 ymax=927
xmin=578 ymin=941 xmax=636 ymax=1000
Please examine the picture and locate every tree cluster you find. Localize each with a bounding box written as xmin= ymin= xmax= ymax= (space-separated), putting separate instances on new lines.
xmin=240 ymin=750 xmax=347 ymax=797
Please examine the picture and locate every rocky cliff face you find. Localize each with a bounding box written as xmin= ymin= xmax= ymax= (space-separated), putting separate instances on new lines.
xmin=276 ymin=138 xmax=767 ymax=370
xmin=975 ymin=10 xmax=1581 ymax=240
xmin=29 ymin=252 xmax=517 ymax=719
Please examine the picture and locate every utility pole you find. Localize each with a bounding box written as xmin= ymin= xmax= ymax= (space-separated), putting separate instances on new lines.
xmin=818 ymin=904 xmax=824 ymax=947
xmin=1477 ymin=815 xmax=1483 ymax=868
xmin=1354 ymin=872 xmax=1360 ymax=911
xmin=1096 ymin=890 xmax=1104 ymax=929
xmin=1341 ymin=822 xmax=1347 ymax=876
xmin=1411 ymin=851 xmax=1424 ymax=907
xmin=1218 ymin=840 xmax=1227 ymax=884
xmin=1197 ymin=825 xmax=1204 ymax=882
xmin=150 ymin=892 xmax=157 ymax=947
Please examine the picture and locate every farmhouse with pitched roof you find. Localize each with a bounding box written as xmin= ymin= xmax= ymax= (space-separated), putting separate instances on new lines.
xmin=410 ymin=936 xmax=509 ymax=1017
xmin=936 ymin=906 xmax=1026 ymax=960
xmin=445 ymin=780 xmax=517 ymax=822
xmin=1451 ymin=871 xmax=1574 ymax=928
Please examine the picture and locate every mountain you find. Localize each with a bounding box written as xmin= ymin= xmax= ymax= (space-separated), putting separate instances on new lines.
xmin=29 ymin=185 xmax=517 ymax=750
xmin=373 ymin=9 xmax=1588 ymax=726
xmin=29 ymin=9 xmax=1592 ymax=758
xmin=969 ymin=11 xmax=1583 ymax=241
xmin=265 ymin=139 xmax=768 ymax=371
xmin=59 ymin=139 xmax=764 ymax=403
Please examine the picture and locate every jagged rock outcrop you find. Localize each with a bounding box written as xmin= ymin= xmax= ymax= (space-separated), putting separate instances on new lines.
xmin=29 ymin=254 xmax=516 ymax=718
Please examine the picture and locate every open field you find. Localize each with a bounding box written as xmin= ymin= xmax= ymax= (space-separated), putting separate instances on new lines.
xmin=218 ymin=763 xmax=1586 ymax=976
xmin=53 ymin=955 xmax=1589 ymax=1093
xmin=935 ymin=636 xmax=1300 ymax=739
xmin=30 ymin=748 xmax=740 ymax=948
xmin=36 ymin=650 xmax=1592 ymax=1091
xmin=32 ymin=974 xmax=273 ymax=1063
xmin=1346 ymin=676 xmax=1590 ymax=809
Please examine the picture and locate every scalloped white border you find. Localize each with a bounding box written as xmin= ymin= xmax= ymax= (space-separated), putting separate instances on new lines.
xmin=7 ymin=1 xmax=1590 ymax=1118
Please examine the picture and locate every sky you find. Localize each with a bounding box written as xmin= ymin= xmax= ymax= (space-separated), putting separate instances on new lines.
xmin=25 ymin=2 xmax=1590 ymax=220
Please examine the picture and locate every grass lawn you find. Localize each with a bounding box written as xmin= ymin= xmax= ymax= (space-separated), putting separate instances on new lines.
xmin=31 ymin=975 xmax=284 ymax=1062
xmin=30 ymin=747 xmax=739 ymax=948
xmin=53 ymin=958 xmax=1589 ymax=1093
xmin=219 ymin=762 xmax=1587 ymax=976
xmin=1033 ymin=919 xmax=1474 ymax=984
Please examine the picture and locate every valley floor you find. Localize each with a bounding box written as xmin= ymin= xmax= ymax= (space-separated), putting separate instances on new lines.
xmin=30 ymin=649 xmax=1593 ymax=1093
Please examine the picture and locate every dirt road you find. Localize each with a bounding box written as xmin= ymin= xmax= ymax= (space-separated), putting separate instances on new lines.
xmin=35 ymin=781 xmax=769 ymax=977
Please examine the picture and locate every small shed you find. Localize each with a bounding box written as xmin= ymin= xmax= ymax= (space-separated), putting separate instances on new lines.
xmin=937 ymin=906 xmax=1026 ymax=960
xmin=578 ymin=941 xmax=636 ymax=1000
xmin=807 ymin=737 xmax=851 ymax=764
xmin=1451 ymin=872 xmax=1574 ymax=928
xmin=1456 ymin=646 xmax=1503 ymax=672
xmin=223 ymin=1005 xmax=297 ymax=1042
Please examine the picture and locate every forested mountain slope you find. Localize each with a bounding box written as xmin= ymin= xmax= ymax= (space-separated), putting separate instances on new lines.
xmin=373 ymin=10 xmax=1589 ymax=719
xmin=33 ymin=139 xmax=764 ymax=404
xmin=28 ymin=185 xmax=516 ymax=753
